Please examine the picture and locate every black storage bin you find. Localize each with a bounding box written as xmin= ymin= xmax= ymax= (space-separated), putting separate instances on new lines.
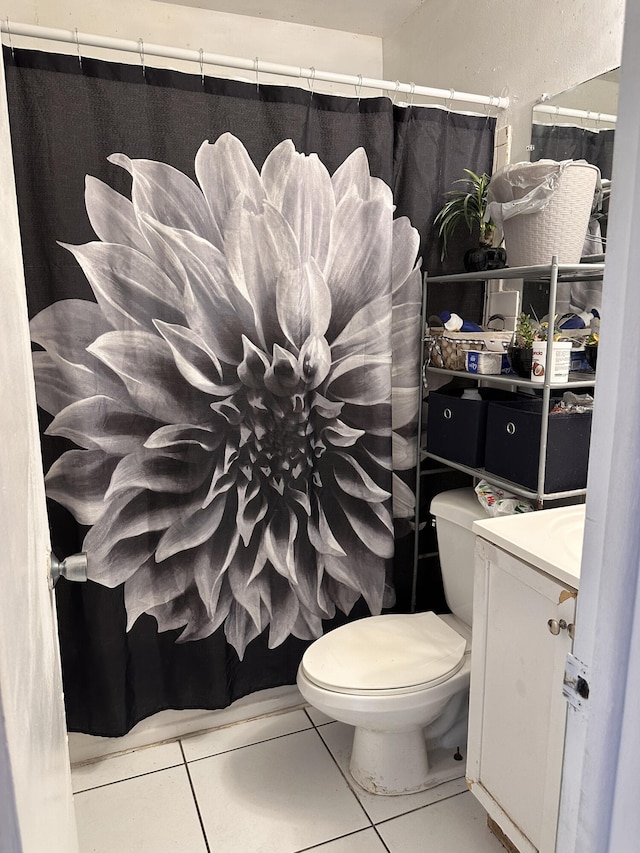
xmin=484 ymin=398 xmax=592 ymax=492
xmin=426 ymin=386 xmax=526 ymax=468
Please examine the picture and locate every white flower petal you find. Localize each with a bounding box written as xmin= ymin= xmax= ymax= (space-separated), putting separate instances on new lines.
xmin=60 ymin=241 xmax=184 ymax=332
xmin=88 ymin=331 xmax=212 ymax=424
xmin=85 ymin=176 xmax=150 ymax=255
xmin=262 ymin=143 xmax=334 ymax=267
xmin=46 ymin=395 xmax=159 ymax=455
xmin=195 ymin=134 xmax=265 ymax=239
xmin=46 ymin=449 xmax=119 ymax=525
xmin=109 ymin=152 xmax=217 ymax=243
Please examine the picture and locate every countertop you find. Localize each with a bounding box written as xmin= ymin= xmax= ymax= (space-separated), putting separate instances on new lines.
xmin=473 ymin=504 xmax=585 ymax=588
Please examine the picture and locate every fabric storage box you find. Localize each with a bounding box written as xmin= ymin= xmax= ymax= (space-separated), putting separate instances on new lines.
xmin=426 ymin=386 xmax=526 ymax=469
xmin=484 ymin=398 xmax=592 ymax=492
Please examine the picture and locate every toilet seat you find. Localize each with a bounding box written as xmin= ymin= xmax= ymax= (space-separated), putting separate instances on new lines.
xmin=300 ymin=612 xmax=466 ymax=696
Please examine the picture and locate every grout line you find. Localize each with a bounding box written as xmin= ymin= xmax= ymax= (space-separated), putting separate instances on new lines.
xmin=372 ymin=788 xmax=470 ymax=828
xmin=183 ymin=723 xmax=314 ymax=764
xmin=72 ymin=761 xmax=184 ymax=794
xmin=179 ymin=740 xmax=211 ymax=853
xmin=372 ymin=823 xmax=393 ymax=853
xmin=312 ymin=724 xmax=376 ymax=828
xmin=293 ymin=826 xmax=389 ymax=852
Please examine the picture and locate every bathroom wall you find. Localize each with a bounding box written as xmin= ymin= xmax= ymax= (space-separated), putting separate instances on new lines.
xmin=383 ymin=0 xmax=626 ymax=161
xmin=2 ymin=0 xmax=383 ymax=96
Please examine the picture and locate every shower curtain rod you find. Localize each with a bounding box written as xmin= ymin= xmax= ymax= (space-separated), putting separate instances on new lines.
xmin=533 ymin=103 xmax=617 ymax=124
xmin=0 ymin=20 xmax=509 ymax=110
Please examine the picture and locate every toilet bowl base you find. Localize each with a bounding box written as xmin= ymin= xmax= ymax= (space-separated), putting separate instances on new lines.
xmin=349 ymin=726 xmax=465 ymax=796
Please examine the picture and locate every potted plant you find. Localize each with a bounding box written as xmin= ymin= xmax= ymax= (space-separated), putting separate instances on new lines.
xmin=508 ymin=312 xmax=538 ymax=378
xmin=434 ymin=169 xmax=507 ymax=272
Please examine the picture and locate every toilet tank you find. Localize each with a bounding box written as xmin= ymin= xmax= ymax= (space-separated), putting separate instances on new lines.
xmin=430 ymin=488 xmax=487 ymax=628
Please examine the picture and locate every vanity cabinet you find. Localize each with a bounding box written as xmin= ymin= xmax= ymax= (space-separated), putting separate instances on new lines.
xmin=467 ymin=533 xmax=579 ymax=853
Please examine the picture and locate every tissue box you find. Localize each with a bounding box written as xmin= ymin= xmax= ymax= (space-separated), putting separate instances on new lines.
xmin=484 ymin=398 xmax=592 ymax=492
xmin=466 ymin=350 xmax=503 ymax=375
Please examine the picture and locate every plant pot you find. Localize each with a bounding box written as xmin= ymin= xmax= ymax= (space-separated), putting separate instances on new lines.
xmin=584 ymin=343 xmax=598 ymax=370
xmin=464 ymin=245 xmax=508 ymax=273
xmin=508 ymin=345 xmax=534 ymax=379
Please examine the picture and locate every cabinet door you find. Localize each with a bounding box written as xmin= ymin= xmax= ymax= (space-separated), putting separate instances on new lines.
xmin=468 ymin=540 xmax=576 ymax=853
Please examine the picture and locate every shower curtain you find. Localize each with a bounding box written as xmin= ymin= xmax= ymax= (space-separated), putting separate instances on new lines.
xmin=4 ymin=46 xmax=495 ymax=736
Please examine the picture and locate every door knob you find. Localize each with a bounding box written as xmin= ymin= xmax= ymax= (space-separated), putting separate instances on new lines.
xmin=49 ymin=552 xmax=88 ymax=588
xmin=548 ymin=618 xmax=568 ymax=635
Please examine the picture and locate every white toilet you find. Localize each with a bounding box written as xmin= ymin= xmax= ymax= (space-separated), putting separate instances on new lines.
xmin=297 ymin=488 xmax=485 ymax=796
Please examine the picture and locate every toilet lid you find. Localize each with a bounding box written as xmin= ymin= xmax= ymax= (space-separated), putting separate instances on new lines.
xmin=301 ymin=613 xmax=466 ymax=694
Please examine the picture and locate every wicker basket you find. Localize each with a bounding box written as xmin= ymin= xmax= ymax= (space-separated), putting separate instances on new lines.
xmin=502 ymin=162 xmax=599 ymax=267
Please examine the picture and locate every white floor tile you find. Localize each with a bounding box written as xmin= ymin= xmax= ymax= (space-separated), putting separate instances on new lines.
xmin=182 ymin=708 xmax=311 ymax=762
xmin=318 ymin=721 xmax=468 ymax=824
xmin=74 ymin=764 xmax=207 ymax=853
xmin=302 ymin=828 xmax=388 ymax=852
xmin=189 ymin=728 xmax=369 ymax=853
xmin=304 ymin=706 xmax=335 ymax=727
xmin=71 ymin=741 xmax=184 ymax=793
xmin=377 ymin=791 xmax=505 ymax=853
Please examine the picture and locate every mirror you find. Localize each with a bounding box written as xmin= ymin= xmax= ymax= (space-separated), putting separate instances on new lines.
xmin=529 ymin=69 xmax=619 ymax=262
xmin=522 ymin=70 xmax=618 ymax=320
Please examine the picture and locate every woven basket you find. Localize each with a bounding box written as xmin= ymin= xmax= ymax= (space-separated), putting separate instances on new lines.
xmin=425 ymin=316 xmax=513 ymax=372
xmin=502 ymin=162 xmax=599 ymax=267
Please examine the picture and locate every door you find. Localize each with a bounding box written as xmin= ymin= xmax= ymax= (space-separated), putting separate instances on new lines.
xmin=0 ymin=59 xmax=79 ymax=853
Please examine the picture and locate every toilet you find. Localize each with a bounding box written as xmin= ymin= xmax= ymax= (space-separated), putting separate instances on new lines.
xmin=297 ymin=488 xmax=485 ymax=796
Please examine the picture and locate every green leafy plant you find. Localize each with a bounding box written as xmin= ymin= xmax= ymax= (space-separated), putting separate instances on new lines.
xmin=514 ymin=312 xmax=537 ymax=348
xmin=434 ymin=169 xmax=496 ymax=261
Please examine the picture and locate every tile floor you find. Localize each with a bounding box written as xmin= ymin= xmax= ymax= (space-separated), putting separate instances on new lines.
xmin=72 ymin=706 xmax=506 ymax=853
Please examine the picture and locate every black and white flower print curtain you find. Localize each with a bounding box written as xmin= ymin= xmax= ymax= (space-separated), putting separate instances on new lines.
xmin=5 ymin=47 xmax=494 ymax=736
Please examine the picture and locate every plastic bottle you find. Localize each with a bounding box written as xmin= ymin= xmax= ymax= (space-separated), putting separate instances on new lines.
xmin=461 ymin=389 xmax=482 ymax=400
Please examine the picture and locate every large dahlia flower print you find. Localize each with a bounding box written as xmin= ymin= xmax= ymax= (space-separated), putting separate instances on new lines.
xmin=31 ymin=133 xmax=421 ymax=658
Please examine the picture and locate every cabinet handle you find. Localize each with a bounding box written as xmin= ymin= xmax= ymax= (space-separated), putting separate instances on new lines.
xmin=548 ymin=618 xmax=568 ymax=635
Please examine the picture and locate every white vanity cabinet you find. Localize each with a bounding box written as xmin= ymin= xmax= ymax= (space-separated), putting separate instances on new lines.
xmin=467 ymin=507 xmax=584 ymax=853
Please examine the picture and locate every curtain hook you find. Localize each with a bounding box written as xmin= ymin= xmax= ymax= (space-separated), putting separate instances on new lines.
xmin=391 ymin=80 xmax=400 ymax=106
xmin=74 ymin=28 xmax=83 ymax=71
xmin=446 ymin=88 xmax=455 ymax=111
xmin=307 ymin=66 xmax=316 ymax=98
xmin=408 ymin=81 xmax=415 ymax=107
xmin=596 ymin=112 xmax=602 ymax=130
xmin=254 ymin=56 xmax=260 ymax=94
xmin=5 ymin=18 xmax=15 ymax=60
xmin=355 ymin=73 xmax=363 ymax=104
xmin=138 ymin=38 xmax=146 ymax=79
xmin=199 ymin=48 xmax=205 ymax=88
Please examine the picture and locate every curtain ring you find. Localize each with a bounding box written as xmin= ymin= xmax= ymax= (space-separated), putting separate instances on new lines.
xmin=74 ymin=28 xmax=83 ymax=71
xmin=355 ymin=73 xmax=363 ymax=104
xmin=445 ymin=88 xmax=455 ymax=111
xmin=254 ymin=56 xmax=260 ymax=93
xmin=199 ymin=48 xmax=205 ymax=87
xmin=391 ymin=80 xmax=400 ymax=106
xmin=5 ymin=18 xmax=15 ymax=60
xmin=138 ymin=38 xmax=146 ymax=79
xmin=408 ymin=81 xmax=415 ymax=106
xmin=596 ymin=112 xmax=602 ymax=129
xmin=307 ymin=66 xmax=316 ymax=97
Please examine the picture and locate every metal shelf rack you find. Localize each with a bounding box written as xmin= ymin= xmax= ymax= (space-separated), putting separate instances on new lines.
xmin=410 ymin=257 xmax=604 ymax=605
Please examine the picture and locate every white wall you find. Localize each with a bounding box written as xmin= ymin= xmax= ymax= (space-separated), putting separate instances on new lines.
xmin=2 ymin=0 xmax=383 ymax=97
xmin=383 ymin=0 xmax=625 ymax=161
